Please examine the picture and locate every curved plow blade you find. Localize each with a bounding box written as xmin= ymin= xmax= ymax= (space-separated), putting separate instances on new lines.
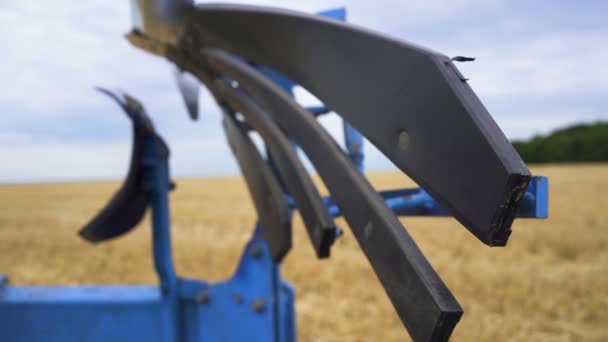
xmin=203 ymin=49 xmax=463 ymax=341
xmin=214 ymin=78 xmax=338 ymax=258
xmin=222 ymin=111 xmax=292 ymax=262
xmin=171 ymin=4 xmax=531 ymax=246
xmin=79 ymin=88 xmax=165 ymax=242
xmin=174 ymin=68 xmax=200 ymax=120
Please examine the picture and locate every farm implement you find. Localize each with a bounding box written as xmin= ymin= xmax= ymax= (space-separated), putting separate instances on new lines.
xmin=0 ymin=1 xmax=548 ymax=341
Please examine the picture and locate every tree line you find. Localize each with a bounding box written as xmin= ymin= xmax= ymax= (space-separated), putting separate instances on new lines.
xmin=512 ymin=121 xmax=608 ymax=163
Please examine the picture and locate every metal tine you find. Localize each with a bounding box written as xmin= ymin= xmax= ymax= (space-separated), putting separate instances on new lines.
xmin=201 ymin=48 xmax=463 ymax=342
xmin=164 ymin=57 xmax=339 ymax=259
xmin=173 ymin=68 xmax=200 ymax=120
xmin=222 ymin=110 xmax=292 ymax=262
xmin=213 ymin=77 xmax=338 ymax=258
xmin=79 ymin=89 xmax=162 ymax=242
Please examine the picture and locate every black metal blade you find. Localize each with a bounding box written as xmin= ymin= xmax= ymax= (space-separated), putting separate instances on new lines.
xmin=174 ymin=68 xmax=200 ymax=120
xmin=222 ymin=111 xmax=292 ymax=262
xmin=79 ymin=88 xmax=166 ymax=242
xmin=213 ymin=78 xmax=337 ymax=258
xmin=175 ymin=4 xmax=531 ymax=246
xmin=203 ymin=49 xmax=463 ymax=342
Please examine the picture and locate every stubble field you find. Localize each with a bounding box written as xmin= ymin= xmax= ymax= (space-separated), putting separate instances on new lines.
xmin=0 ymin=164 xmax=606 ymax=341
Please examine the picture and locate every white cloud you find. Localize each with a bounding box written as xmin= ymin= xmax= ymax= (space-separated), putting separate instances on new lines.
xmin=0 ymin=140 xmax=131 ymax=183
xmin=457 ymin=30 xmax=608 ymax=98
xmin=0 ymin=130 xmax=237 ymax=183
xmin=0 ymin=0 xmax=605 ymax=182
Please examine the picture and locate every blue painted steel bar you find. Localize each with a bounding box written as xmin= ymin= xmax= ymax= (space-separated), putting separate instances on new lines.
xmin=0 ymin=286 xmax=167 ymax=342
xmin=317 ymin=7 xmax=346 ymax=21
xmin=143 ymin=135 xmax=179 ymax=342
xmin=0 ymin=238 xmax=294 ymax=342
xmin=326 ymin=176 xmax=549 ymax=219
xmin=136 ymin=134 xmax=179 ymax=293
xmin=516 ymin=176 xmax=549 ymax=218
xmin=343 ymin=122 xmax=364 ymax=174
xmin=306 ymin=105 xmax=330 ymax=116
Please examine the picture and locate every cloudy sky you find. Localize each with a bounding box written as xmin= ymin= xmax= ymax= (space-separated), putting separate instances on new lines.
xmin=0 ymin=0 xmax=606 ymax=183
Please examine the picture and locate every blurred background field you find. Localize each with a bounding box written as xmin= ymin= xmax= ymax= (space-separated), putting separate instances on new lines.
xmin=0 ymin=164 xmax=606 ymax=341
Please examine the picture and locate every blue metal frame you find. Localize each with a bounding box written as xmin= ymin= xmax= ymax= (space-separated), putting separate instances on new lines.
xmin=0 ymin=6 xmax=547 ymax=342
xmin=0 ymin=131 xmax=295 ymax=342
xmin=322 ymin=176 xmax=548 ymax=219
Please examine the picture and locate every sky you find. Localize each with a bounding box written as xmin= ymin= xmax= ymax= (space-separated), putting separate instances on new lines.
xmin=0 ymin=0 xmax=606 ymax=183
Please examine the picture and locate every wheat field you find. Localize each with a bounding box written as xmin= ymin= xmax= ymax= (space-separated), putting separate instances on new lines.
xmin=0 ymin=164 xmax=606 ymax=341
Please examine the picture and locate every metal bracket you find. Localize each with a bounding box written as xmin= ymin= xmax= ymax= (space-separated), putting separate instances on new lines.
xmin=192 ymin=226 xmax=295 ymax=341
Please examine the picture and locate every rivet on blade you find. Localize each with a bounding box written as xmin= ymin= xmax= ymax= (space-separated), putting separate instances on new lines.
xmin=398 ymin=130 xmax=410 ymax=150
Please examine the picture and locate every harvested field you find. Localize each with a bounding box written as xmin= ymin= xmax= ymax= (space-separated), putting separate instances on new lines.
xmin=0 ymin=164 xmax=606 ymax=341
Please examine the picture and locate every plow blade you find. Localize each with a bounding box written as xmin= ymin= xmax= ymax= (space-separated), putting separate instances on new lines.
xmin=214 ymin=78 xmax=337 ymax=258
xmin=79 ymin=88 xmax=168 ymax=242
xmin=174 ymin=68 xmax=200 ymax=120
xmin=204 ymin=49 xmax=463 ymax=341
xmin=174 ymin=4 xmax=531 ymax=246
xmin=222 ymin=112 xmax=292 ymax=262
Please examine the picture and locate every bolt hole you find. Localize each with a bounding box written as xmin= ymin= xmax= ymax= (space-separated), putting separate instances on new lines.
xmin=398 ymin=130 xmax=410 ymax=150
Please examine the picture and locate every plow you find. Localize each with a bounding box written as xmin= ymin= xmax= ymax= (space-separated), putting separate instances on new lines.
xmin=0 ymin=1 xmax=548 ymax=341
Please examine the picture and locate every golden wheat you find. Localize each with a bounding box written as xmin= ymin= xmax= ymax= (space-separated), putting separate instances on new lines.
xmin=0 ymin=164 xmax=606 ymax=341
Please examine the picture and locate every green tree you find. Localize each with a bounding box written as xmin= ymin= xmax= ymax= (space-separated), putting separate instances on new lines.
xmin=512 ymin=122 xmax=608 ymax=163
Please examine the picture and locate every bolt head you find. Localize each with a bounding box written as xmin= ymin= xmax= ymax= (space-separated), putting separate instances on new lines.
xmin=250 ymin=245 xmax=264 ymax=259
xmin=251 ymin=298 xmax=266 ymax=313
xmin=196 ymin=290 xmax=210 ymax=305
xmin=398 ymin=130 xmax=410 ymax=150
xmin=233 ymin=294 xmax=244 ymax=304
